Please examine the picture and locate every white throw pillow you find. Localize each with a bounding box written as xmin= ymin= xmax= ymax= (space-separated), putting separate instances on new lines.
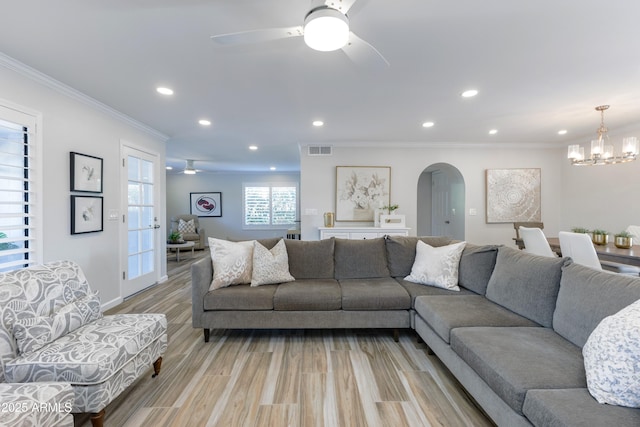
xmin=208 ymin=237 xmax=255 ymax=291
xmin=583 ymin=299 xmax=640 ymax=407
xmin=251 ymin=239 xmax=295 ymax=287
xmin=404 ymin=241 xmax=466 ymax=291
xmin=178 ymin=218 xmax=196 ymax=234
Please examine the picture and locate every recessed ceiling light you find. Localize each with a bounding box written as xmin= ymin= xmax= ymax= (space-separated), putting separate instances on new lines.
xmin=558 ymin=129 xmax=568 ymax=135
xmin=198 ymin=119 xmax=211 ymax=126
xmin=461 ymin=89 xmax=478 ymax=98
xmin=165 ymin=166 xmax=173 ymax=170
xmin=312 ymin=120 xmax=324 ymax=127
xmin=156 ymin=87 xmax=174 ymax=96
xmin=249 ymin=145 xmax=258 ymax=151
xmin=270 ymin=166 xmax=277 ymax=171
xmin=422 ymin=121 xmax=435 ymax=128
xmin=489 ymin=129 xmax=498 ymax=135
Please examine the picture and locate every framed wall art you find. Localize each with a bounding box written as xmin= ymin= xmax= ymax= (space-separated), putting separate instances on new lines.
xmin=190 ymin=192 xmax=222 ymax=217
xmin=335 ymin=166 xmax=390 ymax=221
xmin=71 ymin=195 xmax=103 ymax=234
xmin=70 ymin=152 xmax=103 ymax=193
xmin=486 ymin=168 xmax=541 ymax=223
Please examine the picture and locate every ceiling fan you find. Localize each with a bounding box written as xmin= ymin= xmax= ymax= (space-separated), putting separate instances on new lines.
xmin=178 ymin=159 xmax=200 ymax=175
xmin=211 ymin=0 xmax=389 ymax=69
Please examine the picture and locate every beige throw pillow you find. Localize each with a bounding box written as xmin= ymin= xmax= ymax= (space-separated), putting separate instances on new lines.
xmin=404 ymin=241 xmax=466 ymax=291
xmin=208 ymin=237 xmax=255 ymax=290
xmin=178 ymin=218 xmax=196 ymax=234
xmin=251 ymin=239 xmax=295 ymax=287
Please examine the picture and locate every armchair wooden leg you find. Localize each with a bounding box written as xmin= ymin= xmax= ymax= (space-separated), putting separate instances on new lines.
xmin=204 ymin=328 xmax=210 ymax=342
xmin=90 ymin=409 xmax=105 ymax=427
xmin=152 ymin=357 xmax=163 ymax=378
xmin=393 ymin=328 xmax=399 ymax=342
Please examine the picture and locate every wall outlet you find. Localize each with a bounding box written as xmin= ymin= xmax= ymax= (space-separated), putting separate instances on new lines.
xmin=304 ymin=208 xmax=318 ymax=215
xmin=469 ymin=208 xmax=477 ymax=216
xmin=108 ymin=209 xmax=119 ymax=221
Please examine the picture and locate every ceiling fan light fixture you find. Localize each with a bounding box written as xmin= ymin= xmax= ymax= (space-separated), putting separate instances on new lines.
xmin=304 ymin=8 xmax=349 ymax=52
xmin=184 ymin=159 xmax=197 ymax=174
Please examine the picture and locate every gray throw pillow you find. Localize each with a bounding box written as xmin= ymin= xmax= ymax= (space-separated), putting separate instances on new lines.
xmin=334 ymin=238 xmax=390 ymax=280
xmin=385 ymin=235 xmax=452 ymax=277
xmin=485 ymin=246 xmax=570 ymax=328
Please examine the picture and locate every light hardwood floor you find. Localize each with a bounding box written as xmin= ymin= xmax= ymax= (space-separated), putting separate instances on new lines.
xmin=76 ymin=250 xmax=494 ymax=427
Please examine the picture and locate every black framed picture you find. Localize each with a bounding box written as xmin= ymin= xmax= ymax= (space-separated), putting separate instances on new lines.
xmin=190 ymin=192 xmax=222 ymax=217
xmin=71 ymin=196 xmax=103 ymax=234
xmin=70 ymin=152 xmax=103 ymax=193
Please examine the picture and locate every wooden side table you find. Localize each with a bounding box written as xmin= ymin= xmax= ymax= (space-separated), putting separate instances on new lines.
xmin=166 ymin=241 xmax=195 ymax=262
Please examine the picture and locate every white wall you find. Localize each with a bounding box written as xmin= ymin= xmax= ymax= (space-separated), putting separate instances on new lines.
xmin=0 ymin=62 xmax=167 ymax=308
xmin=300 ymin=145 xmax=564 ymax=246
xmin=166 ymin=172 xmax=300 ymax=242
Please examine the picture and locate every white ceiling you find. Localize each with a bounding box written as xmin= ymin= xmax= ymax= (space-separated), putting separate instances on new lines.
xmin=2 ymin=0 xmax=639 ymax=173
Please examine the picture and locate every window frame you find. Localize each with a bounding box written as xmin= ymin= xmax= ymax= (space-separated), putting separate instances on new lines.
xmin=0 ymin=101 xmax=43 ymax=272
xmin=242 ymin=182 xmax=299 ymax=229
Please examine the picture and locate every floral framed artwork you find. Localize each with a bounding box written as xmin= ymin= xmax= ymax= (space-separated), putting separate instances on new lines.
xmin=190 ymin=192 xmax=222 ymax=217
xmin=70 ymin=152 xmax=103 ymax=193
xmin=71 ymin=195 xmax=103 ymax=234
xmin=486 ymin=168 xmax=541 ymax=223
xmin=336 ymin=166 xmax=390 ymax=221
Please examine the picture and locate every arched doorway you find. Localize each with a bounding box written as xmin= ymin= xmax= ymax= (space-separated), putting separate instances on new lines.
xmin=417 ymin=163 xmax=465 ymax=240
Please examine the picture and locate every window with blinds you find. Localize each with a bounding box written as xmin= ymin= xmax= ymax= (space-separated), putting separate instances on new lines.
xmin=0 ymin=110 xmax=38 ymax=272
xmin=243 ymin=183 xmax=298 ymax=228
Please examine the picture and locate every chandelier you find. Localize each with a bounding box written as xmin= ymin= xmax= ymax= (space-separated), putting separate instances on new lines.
xmin=567 ymin=105 xmax=638 ymax=166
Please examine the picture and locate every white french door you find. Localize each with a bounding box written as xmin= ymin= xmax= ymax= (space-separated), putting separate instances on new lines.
xmin=121 ymin=144 xmax=161 ymax=297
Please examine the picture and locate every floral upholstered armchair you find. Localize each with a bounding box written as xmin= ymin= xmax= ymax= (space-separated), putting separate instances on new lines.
xmin=0 ymin=261 xmax=167 ymax=427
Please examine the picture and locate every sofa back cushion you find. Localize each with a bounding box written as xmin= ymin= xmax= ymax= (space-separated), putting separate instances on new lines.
xmin=553 ymin=262 xmax=640 ymax=348
xmin=284 ymin=238 xmax=335 ymax=279
xmin=485 ymin=246 xmax=570 ymax=328
xmin=334 ymin=238 xmax=390 ymax=280
xmin=0 ymin=260 xmax=94 ymax=381
xmin=385 ymin=236 xmax=452 ymax=277
xmin=457 ymin=243 xmax=499 ymax=295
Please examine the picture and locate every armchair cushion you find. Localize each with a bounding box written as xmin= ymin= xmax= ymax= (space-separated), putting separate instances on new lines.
xmin=12 ymin=291 xmax=102 ymax=354
xmin=5 ymin=313 xmax=167 ymax=385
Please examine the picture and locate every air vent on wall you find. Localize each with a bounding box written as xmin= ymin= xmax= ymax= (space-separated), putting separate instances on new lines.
xmin=307 ymin=145 xmax=332 ymax=156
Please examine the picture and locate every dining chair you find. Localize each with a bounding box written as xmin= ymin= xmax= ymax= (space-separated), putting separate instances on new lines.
xmin=627 ymin=225 xmax=640 ymax=239
xmin=559 ymin=231 xmax=603 ymax=270
xmin=519 ymin=226 xmax=556 ymax=257
xmin=559 ymin=231 xmax=640 ymax=275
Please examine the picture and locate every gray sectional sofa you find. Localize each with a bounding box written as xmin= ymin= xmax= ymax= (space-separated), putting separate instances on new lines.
xmin=191 ymin=236 xmax=640 ymax=426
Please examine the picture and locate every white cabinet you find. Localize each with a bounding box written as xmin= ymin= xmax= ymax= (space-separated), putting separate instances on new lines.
xmin=319 ymin=227 xmax=410 ymax=240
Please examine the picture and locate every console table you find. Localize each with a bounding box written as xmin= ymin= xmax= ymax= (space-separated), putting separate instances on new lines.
xmin=319 ymin=226 xmax=410 ymax=240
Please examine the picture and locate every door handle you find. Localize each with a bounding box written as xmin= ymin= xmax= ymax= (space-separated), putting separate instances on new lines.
xmin=445 ymin=220 xmax=450 ymax=224
xmin=153 ymin=225 xmax=161 ymax=229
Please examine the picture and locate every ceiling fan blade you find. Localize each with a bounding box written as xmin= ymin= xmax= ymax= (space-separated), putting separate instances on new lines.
xmin=211 ymin=26 xmax=303 ymax=45
xmin=330 ymin=0 xmax=368 ymax=15
xmin=341 ymin=31 xmax=389 ymax=69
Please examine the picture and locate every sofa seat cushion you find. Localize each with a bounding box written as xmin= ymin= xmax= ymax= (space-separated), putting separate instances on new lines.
xmin=273 ymin=279 xmax=341 ymax=311
xmin=204 ymin=284 xmax=278 ymax=310
xmin=5 ymin=313 xmax=167 ymax=385
xmin=523 ymin=388 xmax=640 ymax=427
xmin=0 ymin=382 xmax=74 ymax=427
xmin=450 ymin=327 xmax=586 ymax=414
xmin=415 ymin=295 xmax=538 ymax=343
xmin=340 ymin=277 xmax=410 ymax=310
xmin=396 ymin=278 xmax=474 ymax=308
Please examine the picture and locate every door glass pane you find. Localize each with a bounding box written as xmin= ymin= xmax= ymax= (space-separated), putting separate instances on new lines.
xmin=141 ymin=183 xmax=153 ymax=205
xmin=141 ymin=229 xmax=153 ymax=251
xmin=141 ymin=159 xmax=153 ymax=183
xmin=128 ymin=255 xmax=140 ymax=278
xmin=128 ymin=157 xmax=139 ymax=181
xmin=142 ymin=251 xmax=153 ymax=275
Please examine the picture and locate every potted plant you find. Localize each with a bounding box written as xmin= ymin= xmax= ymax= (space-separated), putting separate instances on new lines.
xmin=167 ymin=231 xmax=183 ymax=244
xmin=614 ymin=231 xmax=633 ymax=249
xmin=571 ymin=227 xmax=590 ymax=234
xmin=382 ymin=204 xmax=399 ymax=215
xmin=591 ymin=229 xmax=609 ymax=246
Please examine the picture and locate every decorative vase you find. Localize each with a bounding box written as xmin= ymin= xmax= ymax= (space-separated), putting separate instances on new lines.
xmin=614 ymin=236 xmax=633 ymax=249
xmin=323 ymin=212 xmax=335 ymax=227
xmin=592 ymin=234 xmax=609 ymax=245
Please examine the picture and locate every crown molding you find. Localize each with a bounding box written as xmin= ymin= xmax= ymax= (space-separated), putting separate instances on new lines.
xmin=0 ymin=52 xmax=169 ymax=142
